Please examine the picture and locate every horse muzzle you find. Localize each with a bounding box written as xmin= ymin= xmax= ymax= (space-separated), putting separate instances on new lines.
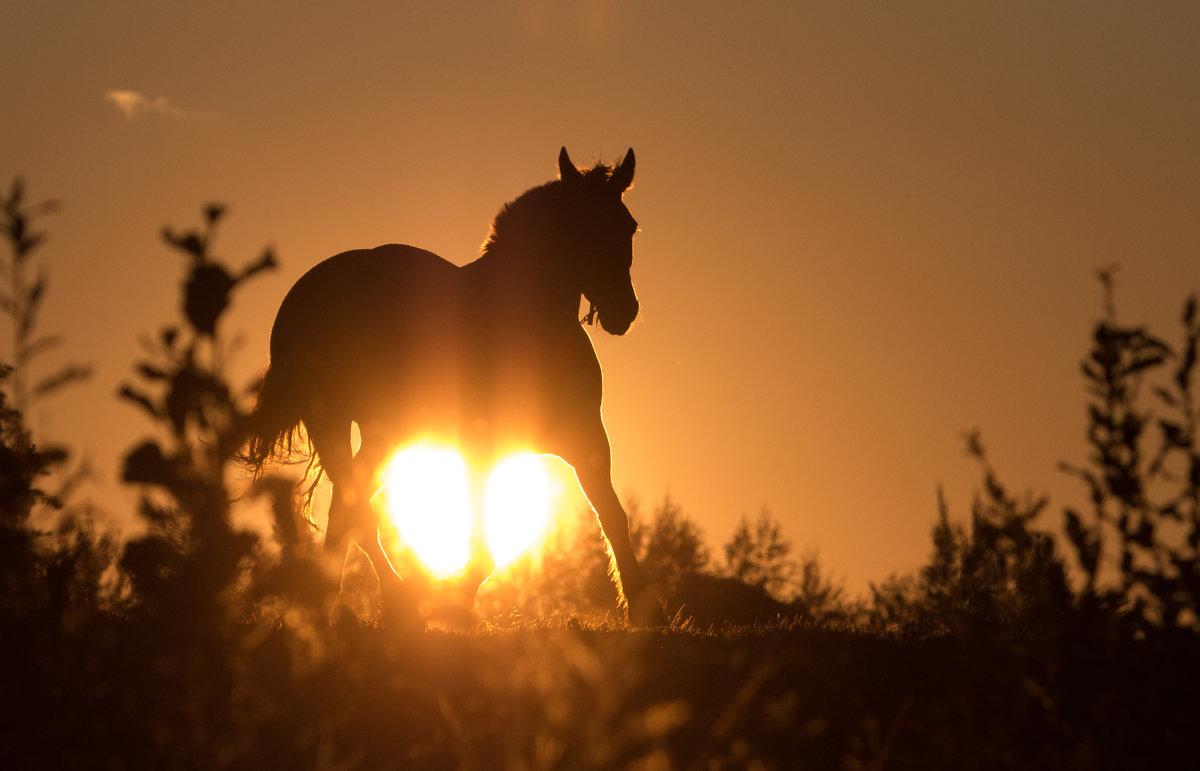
xmin=598 ymin=298 xmax=639 ymax=335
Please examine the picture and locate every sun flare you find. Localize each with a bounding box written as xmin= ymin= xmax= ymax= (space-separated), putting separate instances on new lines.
xmin=374 ymin=447 xmax=472 ymax=578
xmin=373 ymin=445 xmax=553 ymax=579
xmin=485 ymin=454 xmax=552 ymax=567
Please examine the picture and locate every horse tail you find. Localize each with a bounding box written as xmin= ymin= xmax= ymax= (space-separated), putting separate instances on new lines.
xmin=240 ymin=363 xmax=307 ymax=480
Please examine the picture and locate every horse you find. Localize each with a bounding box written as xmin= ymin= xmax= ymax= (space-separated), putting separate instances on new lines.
xmin=244 ymin=147 xmax=666 ymax=627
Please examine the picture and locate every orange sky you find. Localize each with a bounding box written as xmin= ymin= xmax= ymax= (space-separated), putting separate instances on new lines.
xmin=4 ymin=2 xmax=1200 ymax=593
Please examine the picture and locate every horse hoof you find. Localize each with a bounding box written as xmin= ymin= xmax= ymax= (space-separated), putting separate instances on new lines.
xmin=628 ymin=594 xmax=668 ymax=628
xmin=381 ymin=588 xmax=425 ymax=633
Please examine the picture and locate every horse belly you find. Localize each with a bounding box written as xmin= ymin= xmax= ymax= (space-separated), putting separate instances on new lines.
xmin=458 ymin=325 xmax=603 ymax=459
xmin=349 ymin=335 xmax=567 ymax=461
xmin=338 ymin=331 xmax=467 ymax=437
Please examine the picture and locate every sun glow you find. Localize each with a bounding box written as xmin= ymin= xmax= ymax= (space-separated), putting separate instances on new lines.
xmin=373 ymin=445 xmax=553 ymax=579
xmin=485 ymin=454 xmax=552 ymax=567
xmin=374 ymin=447 xmax=472 ymax=578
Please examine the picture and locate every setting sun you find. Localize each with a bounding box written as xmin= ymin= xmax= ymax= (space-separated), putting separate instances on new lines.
xmin=373 ymin=446 xmax=553 ymax=578
xmin=484 ymin=454 xmax=552 ymax=567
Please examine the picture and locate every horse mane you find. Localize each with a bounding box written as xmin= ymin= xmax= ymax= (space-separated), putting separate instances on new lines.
xmin=479 ymin=161 xmax=618 ymax=258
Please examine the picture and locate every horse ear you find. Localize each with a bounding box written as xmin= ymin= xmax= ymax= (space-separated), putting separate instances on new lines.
xmin=610 ymin=148 xmax=636 ymax=193
xmin=558 ymin=147 xmax=582 ymax=182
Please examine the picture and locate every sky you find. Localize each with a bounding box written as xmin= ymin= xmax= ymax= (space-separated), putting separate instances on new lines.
xmin=3 ymin=1 xmax=1199 ymax=593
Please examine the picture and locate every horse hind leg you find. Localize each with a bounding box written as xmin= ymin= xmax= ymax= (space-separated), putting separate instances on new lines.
xmin=349 ymin=432 xmax=428 ymax=624
xmin=304 ymin=419 xmax=353 ymax=582
xmin=308 ymin=417 xmax=421 ymax=629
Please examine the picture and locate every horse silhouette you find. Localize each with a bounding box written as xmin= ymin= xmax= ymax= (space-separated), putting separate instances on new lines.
xmin=244 ymin=148 xmax=665 ymax=626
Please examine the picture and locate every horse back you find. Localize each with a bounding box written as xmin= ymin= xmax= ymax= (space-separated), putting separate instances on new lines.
xmin=271 ymin=244 xmax=457 ymax=358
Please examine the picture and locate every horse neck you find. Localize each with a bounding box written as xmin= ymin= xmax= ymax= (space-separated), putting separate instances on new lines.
xmin=463 ymin=243 xmax=581 ymax=326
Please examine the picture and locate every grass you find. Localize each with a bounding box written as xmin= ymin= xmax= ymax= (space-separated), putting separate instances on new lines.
xmin=6 ymin=611 xmax=1197 ymax=769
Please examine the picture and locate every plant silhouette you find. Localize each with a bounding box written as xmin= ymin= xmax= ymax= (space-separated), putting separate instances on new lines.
xmin=244 ymin=148 xmax=665 ymax=627
xmin=118 ymin=203 xmax=282 ymax=625
xmin=724 ymin=508 xmax=797 ymax=598
xmin=1061 ymin=268 xmax=1200 ymax=630
xmin=0 ymin=178 xmax=99 ymax=615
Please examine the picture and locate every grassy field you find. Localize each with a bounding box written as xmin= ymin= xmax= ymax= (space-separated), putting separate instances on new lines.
xmin=5 ymin=609 xmax=1197 ymax=769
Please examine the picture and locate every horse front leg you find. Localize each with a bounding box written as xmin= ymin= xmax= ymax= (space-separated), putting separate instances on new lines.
xmin=565 ymin=428 xmax=666 ymax=627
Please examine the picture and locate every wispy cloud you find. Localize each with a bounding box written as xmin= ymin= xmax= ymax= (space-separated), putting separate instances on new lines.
xmin=104 ymin=89 xmax=216 ymax=121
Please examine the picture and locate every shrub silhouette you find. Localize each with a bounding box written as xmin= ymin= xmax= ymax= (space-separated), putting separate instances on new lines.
xmin=0 ymin=367 xmax=58 ymax=611
xmin=864 ymin=458 xmax=1072 ymax=640
xmin=1062 ymin=268 xmax=1200 ymax=631
xmin=632 ymin=493 xmax=711 ymax=602
xmin=914 ymin=436 xmax=1072 ymax=638
xmin=789 ymin=546 xmax=853 ymax=624
xmin=0 ymin=179 xmax=91 ymax=415
xmin=862 ymin=272 xmax=1200 ymax=641
xmin=0 ymin=179 xmax=101 ymax=616
xmin=723 ymin=507 xmax=797 ymax=598
xmin=117 ymin=203 xmax=276 ymax=626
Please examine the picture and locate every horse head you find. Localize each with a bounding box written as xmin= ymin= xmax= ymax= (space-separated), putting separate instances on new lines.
xmin=557 ymin=147 xmax=640 ymax=335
